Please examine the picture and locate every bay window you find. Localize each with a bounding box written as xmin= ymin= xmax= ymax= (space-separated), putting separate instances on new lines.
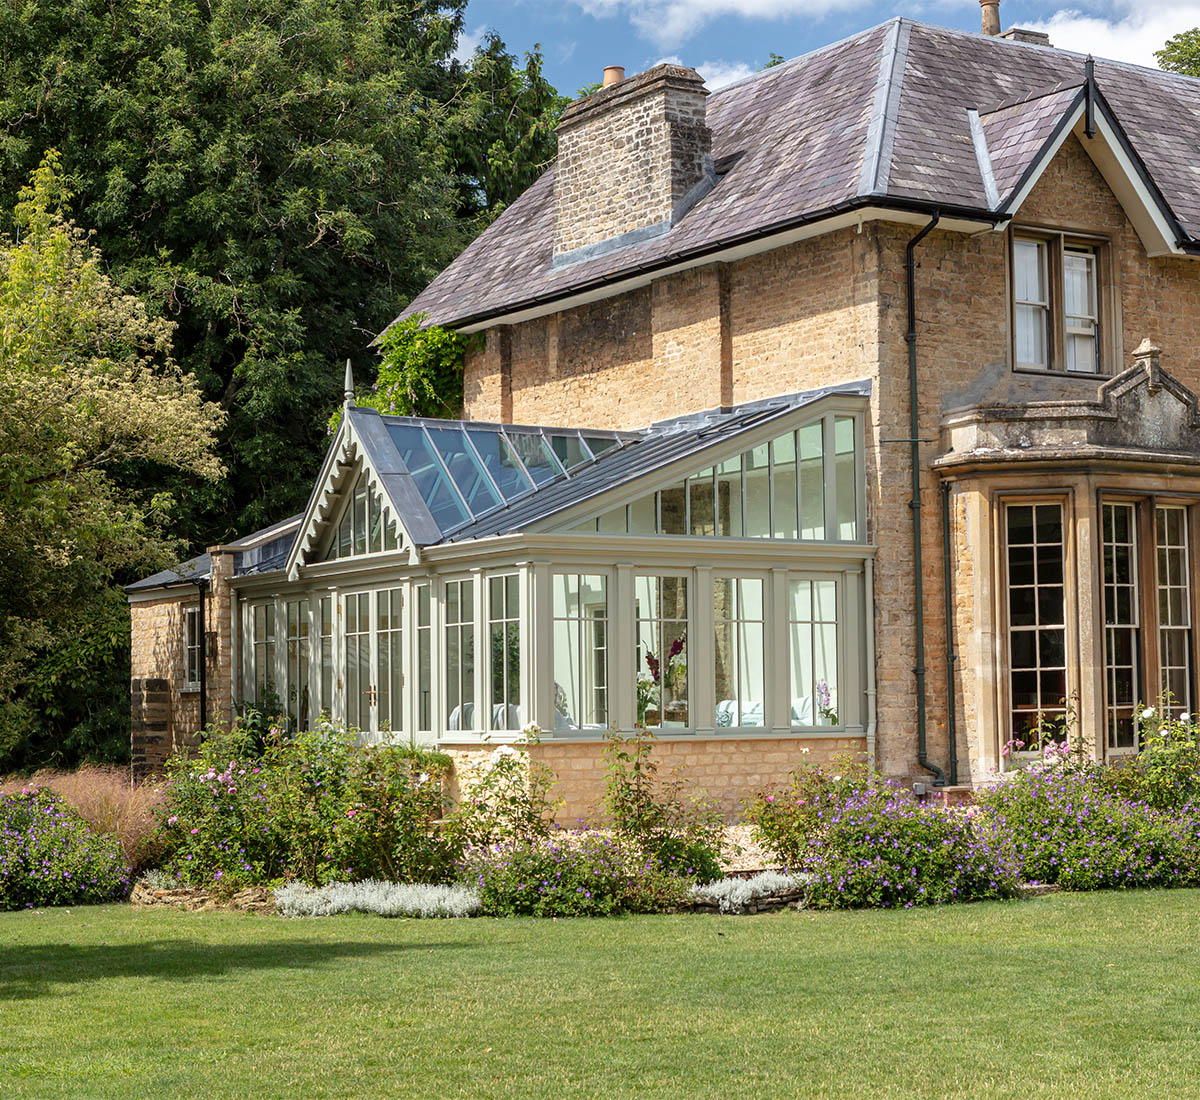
xmin=1005 ymin=503 xmax=1068 ymax=741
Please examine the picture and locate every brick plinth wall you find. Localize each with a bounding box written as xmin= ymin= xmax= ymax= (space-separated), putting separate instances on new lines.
xmin=130 ymin=678 xmax=170 ymax=774
xmin=446 ymin=735 xmax=867 ymax=824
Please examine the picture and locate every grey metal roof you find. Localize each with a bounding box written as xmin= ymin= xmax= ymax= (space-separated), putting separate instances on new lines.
xmin=398 ymin=18 xmax=1200 ymax=330
xmin=126 ymin=516 xmax=302 ymax=593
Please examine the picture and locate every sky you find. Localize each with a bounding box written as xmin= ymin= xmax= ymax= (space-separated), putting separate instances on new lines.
xmin=454 ymin=1 xmax=1200 ymax=94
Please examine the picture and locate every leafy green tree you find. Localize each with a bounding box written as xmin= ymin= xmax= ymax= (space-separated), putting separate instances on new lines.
xmin=445 ymin=32 xmax=571 ymax=226
xmin=0 ymin=0 xmax=565 ymax=546
xmin=0 ymin=153 xmax=222 ymax=768
xmin=1157 ymin=29 xmax=1200 ymax=76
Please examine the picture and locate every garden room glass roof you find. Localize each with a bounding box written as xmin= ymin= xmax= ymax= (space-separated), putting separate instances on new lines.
xmin=377 ymin=418 xmax=634 ymax=536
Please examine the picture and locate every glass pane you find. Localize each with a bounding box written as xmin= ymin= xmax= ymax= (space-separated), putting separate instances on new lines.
xmin=771 ymin=433 xmax=798 ymax=540
xmin=352 ymin=475 xmax=367 ymax=555
xmin=1066 ymin=333 xmax=1097 ymax=374
xmin=798 ymin=423 xmax=824 ymax=540
xmin=744 ymin=444 xmax=770 ymax=538
xmin=597 ymin=505 xmax=627 ymax=533
xmin=629 ymin=493 xmax=657 ymax=534
xmin=549 ymin=434 xmax=591 ymax=470
xmin=426 ymin=425 xmax=503 ymax=515
xmin=714 ymin=577 xmax=765 ymax=728
xmin=1063 ymin=251 xmax=1095 ymax=317
xmin=835 ymin=417 xmax=857 ymax=540
xmin=506 ymin=431 xmax=563 ymax=486
xmin=466 ymin=429 xmax=532 ymax=500
xmin=553 ymin=574 xmax=607 ymax=731
xmin=1014 ymin=239 xmax=1046 ymax=303
xmin=660 ymin=484 xmax=686 ymax=535
xmin=716 ymin=454 xmax=744 ymax=537
xmin=1015 ymin=304 xmax=1048 ymax=367
xmin=635 ymin=575 xmax=688 ymax=728
xmin=789 ymin=579 xmax=839 ymax=728
xmin=688 ymin=468 xmax=715 ymax=536
xmin=583 ymin=436 xmax=619 ymax=457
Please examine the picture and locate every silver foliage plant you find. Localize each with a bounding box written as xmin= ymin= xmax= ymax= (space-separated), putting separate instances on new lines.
xmin=275 ymin=880 xmax=481 ymax=919
xmin=692 ymin=871 xmax=810 ymax=914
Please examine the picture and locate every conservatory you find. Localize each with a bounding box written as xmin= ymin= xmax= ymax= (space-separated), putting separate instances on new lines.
xmin=229 ymin=381 xmax=876 ymax=754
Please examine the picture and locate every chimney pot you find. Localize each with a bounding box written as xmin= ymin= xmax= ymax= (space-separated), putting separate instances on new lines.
xmin=980 ymin=0 xmax=1001 ymax=36
xmin=603 ymin=65 xmax=625 ymax=87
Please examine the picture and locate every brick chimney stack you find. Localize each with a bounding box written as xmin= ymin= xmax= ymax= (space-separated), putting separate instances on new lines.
xmin=980 ymin=0 xmax=1001 ymax=35
xmin=553 ymin=64 xmax=712 ymax=262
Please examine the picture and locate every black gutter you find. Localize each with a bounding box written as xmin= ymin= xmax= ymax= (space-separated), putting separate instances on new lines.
xmin=905 ymin=212 xmax=946 ymax=787
xmin=941 ymin=481 xmax=958 ymax=786
xmin=196 ymin=577 xmax=209 ymax=730
xmin=419 ymin=194 xmax=1005 ymax=332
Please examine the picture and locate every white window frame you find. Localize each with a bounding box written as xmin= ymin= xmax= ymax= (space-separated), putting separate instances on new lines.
xmin=183 ymin=605 xmax=202 ymax=691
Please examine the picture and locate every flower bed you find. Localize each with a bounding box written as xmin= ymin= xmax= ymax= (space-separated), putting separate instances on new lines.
xmin=1 ymin=788 xmax=131 ymax=910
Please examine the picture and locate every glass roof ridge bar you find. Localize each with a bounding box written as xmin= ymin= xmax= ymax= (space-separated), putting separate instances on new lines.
xmin=459 ymin=426 xmax=508 ymax=503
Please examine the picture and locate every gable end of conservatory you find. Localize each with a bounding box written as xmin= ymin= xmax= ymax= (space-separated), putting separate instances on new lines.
xmin=284 ymin=412 xmax=431 ymax=580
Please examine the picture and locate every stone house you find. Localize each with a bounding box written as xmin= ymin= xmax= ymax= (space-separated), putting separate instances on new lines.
xmin=129 ymin=8 xmax=1200 ymax=817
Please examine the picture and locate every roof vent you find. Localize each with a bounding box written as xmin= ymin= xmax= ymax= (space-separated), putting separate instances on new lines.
xmin=1000 ymin=28 xmax=1053 ymax=47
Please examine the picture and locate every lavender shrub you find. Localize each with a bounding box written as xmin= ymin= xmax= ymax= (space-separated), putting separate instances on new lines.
xmin=1 ymin=788 xmax=131 ymax=909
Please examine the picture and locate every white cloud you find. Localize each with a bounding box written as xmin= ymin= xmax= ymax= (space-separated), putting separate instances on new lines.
xmin=657 ymin=54 xmax=758 ymax=89
xmin=570 ymin=0 xmax=873 ymax=50
xmin=453 ymin=23 xmax=488 ymax=63
xmin=1016 ymin=4 xmax=1200 ymax=69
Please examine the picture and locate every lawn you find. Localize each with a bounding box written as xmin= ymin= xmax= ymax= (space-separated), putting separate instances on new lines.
xmin=2 ymin=892 xmax=1199 ymax=1100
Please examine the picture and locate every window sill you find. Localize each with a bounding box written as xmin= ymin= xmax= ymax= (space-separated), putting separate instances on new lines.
xmin=438 ymin=728 xmax=865 ymax=747
xmin=180 ymin=685 xmax=201 ymax=695
xmin=1011 ymin=367 xmax=1109 ymax=380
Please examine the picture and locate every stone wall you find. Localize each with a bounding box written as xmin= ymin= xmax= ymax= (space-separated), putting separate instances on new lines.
xmin=554 ymin=65 xmax=710 ymax=257
xmin=129 ymin=551 xmax=236 ymax=775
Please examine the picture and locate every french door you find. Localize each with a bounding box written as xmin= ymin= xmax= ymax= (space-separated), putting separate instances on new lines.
xmin=342 ymin=588 xmax=404 ymax=740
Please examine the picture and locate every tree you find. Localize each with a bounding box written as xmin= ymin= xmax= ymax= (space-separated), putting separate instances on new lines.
xmin=0 ymin=1 xmax=566 ymax=547
xmin=1157 ymin=29 xmax=1200 ymax=76
xmin=0 ymin=153 xmax=222 ymax=767
xmin=445 ymin=32 xmax=571 ymax=226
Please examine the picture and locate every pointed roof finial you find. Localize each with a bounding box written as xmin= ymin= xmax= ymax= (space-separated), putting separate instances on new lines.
xmin=1084 ymin=55 xmax=1096 ymax=138
xmin=343 ymin=358 xmax=355 ymax=408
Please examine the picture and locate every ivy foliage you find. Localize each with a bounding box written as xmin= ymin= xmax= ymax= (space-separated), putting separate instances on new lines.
xmin=334 ymin=315 xmax=476 ymax=426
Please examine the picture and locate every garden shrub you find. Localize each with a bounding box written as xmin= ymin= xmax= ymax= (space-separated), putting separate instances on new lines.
xmin=602 ymin=728 xmax=724 ymax=882
xmin=447 ymin=736 xmax=560 ymax=849
xmin=744 ymin=751 xmax=873 ymax=868
xmin=693 ymin=871 xmax=810 ymax=914
xmin=802 ymin=789 xmax=1021 ymax=909
xmin=463 ymin=831 xmax=694 ymax=917
xmin=1105 ymin=707 xmax=1200 ymax=812
xmin=0 ymin=788 xmax=131 ymax=909
xmin=157 ymin=721 xmax=457 ymax=888
xmin=275 ymin=879 xmax=480 ymax=919
xmin=977 ymin=763 xmax=1200 ymax=891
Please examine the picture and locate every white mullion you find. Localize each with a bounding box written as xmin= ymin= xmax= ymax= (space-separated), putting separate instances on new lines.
xmin=694 ymin=567 xmax=715 ymax=733
xmin=531 ymin=563 xmax=553 ymax=733
xmin=613 ymin=564 xmax=635 ymax=730
xmin=518 ymin=564 xmax=534 ymax=732
xmin=770 ymin=568 xmax=790 ymax=733
xmin=401 ymin=580 xmax=417 ymax=745
xmin=471 ymin=568 xmax=486 ymax=733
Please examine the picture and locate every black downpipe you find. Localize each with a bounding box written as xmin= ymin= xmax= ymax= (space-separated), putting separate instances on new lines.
xmin=197 ymin=578 xmax=208 ymax=730
xmin=905 ymin=213 xmax=946 ymax=787
xmin=941 ymin=481 xmax=959 ymax=786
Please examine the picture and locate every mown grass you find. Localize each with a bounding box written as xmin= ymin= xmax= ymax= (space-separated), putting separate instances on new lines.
xmin=2 ymin=891 xmax=1199 ymax=1099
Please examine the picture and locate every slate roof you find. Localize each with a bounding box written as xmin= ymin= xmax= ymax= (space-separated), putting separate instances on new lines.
xmin=126 ymin=515 xmax=302 ymax=594
xmin=398 ymin=18 xmax=1200 ymax=330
